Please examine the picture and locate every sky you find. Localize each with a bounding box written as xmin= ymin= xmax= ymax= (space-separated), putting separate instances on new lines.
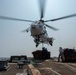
xmin=0 ymin=0 xmax=76 ymax=57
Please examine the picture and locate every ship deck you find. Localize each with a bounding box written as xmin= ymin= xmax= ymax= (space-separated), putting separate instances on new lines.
xmin=0 ymin=59 xmax=76 ymax=75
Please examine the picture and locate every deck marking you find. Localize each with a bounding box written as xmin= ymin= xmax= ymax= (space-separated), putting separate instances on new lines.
xmin=16 ymin=69 xmax=28 ymax=75
xmin=50 ymin=68 xmax=61 ymax=75
xmin=7 ymin=67 xmax=11 ymax=71
xmin=39 ymin=67 xmax=61 ymax=75
xmin=16 ymin=73 xmax=27 ymax=75
xmin=28 ymin=64 xmax=42 ymax=75
xmin=16 ymin=73 xmax=22 ymax=75
xmin=64 ymin=64 xmax=76 ymax=72
xmin=54 ymin=62 xmax=76 ymax=73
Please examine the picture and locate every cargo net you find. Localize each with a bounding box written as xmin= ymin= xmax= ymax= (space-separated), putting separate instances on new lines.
xmin=32 ymin=48 xmax=50 ymax=60
xmin=64 ymin=48 xmax=76 ymax=62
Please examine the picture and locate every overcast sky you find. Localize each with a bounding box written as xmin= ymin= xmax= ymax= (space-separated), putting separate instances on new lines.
xmin=0 ymin=0 xmax=76 ymax=57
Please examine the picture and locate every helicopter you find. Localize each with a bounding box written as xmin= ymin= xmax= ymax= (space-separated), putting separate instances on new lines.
xmin=0 ymin=0 xmax=76 ymax=47
xmin=22 ymin=19 xmax=56 ymax=47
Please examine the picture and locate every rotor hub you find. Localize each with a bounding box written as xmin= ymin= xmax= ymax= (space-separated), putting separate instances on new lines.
xmin=39 ymin=19 xmax=44 ymax=22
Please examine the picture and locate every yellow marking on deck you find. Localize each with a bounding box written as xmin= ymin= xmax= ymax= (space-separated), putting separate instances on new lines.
xmin=28 ymin=64 xmax=42 ymax=75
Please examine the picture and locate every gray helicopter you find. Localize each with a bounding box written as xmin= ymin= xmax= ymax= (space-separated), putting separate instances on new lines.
xmin=0 ymin=0 xmax=76 ymax=47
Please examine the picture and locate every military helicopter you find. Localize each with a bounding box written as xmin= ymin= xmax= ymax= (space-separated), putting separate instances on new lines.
xmin=22 ymin=20 xmax=56 ymax=47
xmin=0 ymin=0 xmax=76 ymax=47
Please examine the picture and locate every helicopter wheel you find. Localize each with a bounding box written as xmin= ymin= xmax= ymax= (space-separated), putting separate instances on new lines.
xmin=49 ymin=39 xmax=53 ymax=46
xmin=35 ymin=42 xmax=39 ymax=47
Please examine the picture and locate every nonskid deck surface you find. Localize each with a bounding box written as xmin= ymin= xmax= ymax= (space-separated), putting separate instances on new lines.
xmin=0 ymin=63 xmax=29 ymax=75
xmin=32 ymin=59 xmax=76 ymax=75
xmin=0 ymin=60 xmax=76 ymax=75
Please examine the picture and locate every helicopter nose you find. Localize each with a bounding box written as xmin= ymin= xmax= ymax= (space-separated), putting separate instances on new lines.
xmin=31 ymin=25 xmax=38 ymax=29
xmin=32 ymin=26 xmax=36 ymax=29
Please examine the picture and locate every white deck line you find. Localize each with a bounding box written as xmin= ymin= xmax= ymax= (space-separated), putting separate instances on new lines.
xmin=57 ymin=63 xmax=76 ymax=72
xmin=50 ymin=68 xmax=61 ymax=75
xmin=64 ymin=64 xmax=76 ymax=72
xmin=16 ymin=69 xmax=28 ymax=75
xmin=7 ymin=67 xmax=11 ymax=71
xmin=55 ymin=62 xmax=76 ymax=73
xmin=39 ymin=67 xmax=61 ymax=75
xmin=28 ymin=64 xmax=61 ymax=75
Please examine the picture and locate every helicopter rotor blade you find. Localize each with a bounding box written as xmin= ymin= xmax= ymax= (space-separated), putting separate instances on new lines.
xmin=0 ymin=16 xmax=34 ymax=22
xmin=44 ymin=13 xmax=76 ymax=22
xmin=44 ymin=23 xmax=59 ymax=31
xmin=39 ymin=0 xmax=46 ymax=19
xmin=22 ymin=27 xmax=30 ymax=32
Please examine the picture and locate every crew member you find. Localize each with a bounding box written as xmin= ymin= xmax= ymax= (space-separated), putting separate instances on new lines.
xmin=58 ymin=47 xmax=65 ymax=62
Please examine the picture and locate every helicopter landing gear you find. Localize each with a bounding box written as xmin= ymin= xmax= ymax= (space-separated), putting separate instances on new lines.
xmin=48 ymin=37 xmax=53 ymax=46
xmin=49 ymin=41 xmax=53 ymax=46
xmin=36 ymin=43 xmax=39 ymax=47
xmin=34 ymin=38 xmax=39 ymax=47
xmin=34 ymin=35 xmax=40 ymax=47
xmin=49 ymin=39 xmax=53 ymax=46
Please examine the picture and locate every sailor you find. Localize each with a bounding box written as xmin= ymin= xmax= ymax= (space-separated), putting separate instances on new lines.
xmin=58 ymin=47 xmax=65 ymax=62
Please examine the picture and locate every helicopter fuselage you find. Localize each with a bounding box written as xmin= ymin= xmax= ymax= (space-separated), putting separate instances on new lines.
xmin=31 ymin=21 xmax=46 ymax=36
xmin=30 ymin=21 xmax=53 ymax=47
